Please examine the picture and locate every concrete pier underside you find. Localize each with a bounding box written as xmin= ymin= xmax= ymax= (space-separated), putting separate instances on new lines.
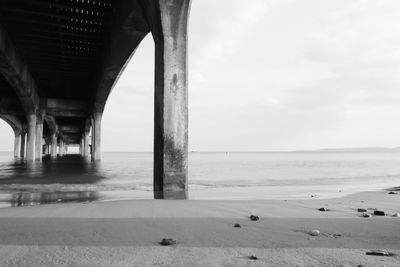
xmin=0 ymin=0 xmax=191 ymax=197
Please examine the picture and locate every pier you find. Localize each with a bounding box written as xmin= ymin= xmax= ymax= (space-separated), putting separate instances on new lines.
xmin=0 ymin=0 xmax=191 ymax=196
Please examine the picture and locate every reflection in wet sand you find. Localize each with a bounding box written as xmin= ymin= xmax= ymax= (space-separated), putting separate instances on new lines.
xmin=154 ymin=190 xmax=188 ymax=200
xmin=0 ymin=155 xmax=108 ymax=208
xmin=0 ymin=154 xmax=188 ymax=207
xmin=0 ymin=155 xmax=106 ymax=185
xmin=10 ymin=191 xmax=100 ymax=207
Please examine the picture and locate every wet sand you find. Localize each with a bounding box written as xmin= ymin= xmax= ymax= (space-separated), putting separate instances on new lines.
xmin=0 ymin=190 xmax=399 ymax=266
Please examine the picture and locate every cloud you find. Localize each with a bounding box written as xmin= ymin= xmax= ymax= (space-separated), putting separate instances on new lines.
xmin=100 ymin=0 xmax=400 ymax=151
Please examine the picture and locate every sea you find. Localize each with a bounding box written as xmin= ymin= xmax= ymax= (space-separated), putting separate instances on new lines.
xmin=0 ymin=151 xmax=399 ymax=208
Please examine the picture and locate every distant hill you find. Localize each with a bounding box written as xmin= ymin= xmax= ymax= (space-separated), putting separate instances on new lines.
xmin=294 ymin=147 xmax=400 ymax=153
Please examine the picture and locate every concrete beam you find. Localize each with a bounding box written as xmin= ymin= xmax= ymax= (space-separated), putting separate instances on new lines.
xmin=0 ymin=25 xmax=39 ymax=114
xmin=45 ymin=109 xmax=87 ymax=118
xmin=44 ymin=115 xmax=58 ymax=136
xmin=60 ymin=125 xmax=82 ymax=133
xmin=0 ymin=97 xmax=25 ymax=116
xmin=45 ymin=98 xmax=88 ymax=118
xmin=0 ymin=114 xmax=25 ymax=135
xmin=62 ymin=137 xmax=81 ymax=144
xmin=46 ymin=99 xmax=87 ymax=110
xmin=92 ymin=0 xmax=150 ymax=113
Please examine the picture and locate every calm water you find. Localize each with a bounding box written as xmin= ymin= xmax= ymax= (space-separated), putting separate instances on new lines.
xmin=0 ymin=152 xmax=400 ymax=207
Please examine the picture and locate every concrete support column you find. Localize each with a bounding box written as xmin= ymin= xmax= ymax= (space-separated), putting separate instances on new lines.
xmin=50 ymin=133 xmax=57 ymax=159
xmin=83 ymin=132 xmax=89 ymax=157
xmin=20 ymin=132 xmax=26 ymax=158
xmin=35 ymin=113 xmax=44 ymax=161
xmin=92 ymin=112 xmax=102 ymax=161
xmin=59 ymin=140 xmax=64 ymax=156
xmin=26 ymin=114 xmax=36 ymax=162
xmin=14 ymin=131 xmax=21 ymax=158
xmin=153 ymin=0 xmax=190 ymax=198
xmin=90 ymin=127 xmax=94 ymax=159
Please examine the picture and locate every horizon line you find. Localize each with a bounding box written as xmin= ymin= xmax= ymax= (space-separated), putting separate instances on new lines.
xmin=0 ymin=146 xmax=399 ymax=154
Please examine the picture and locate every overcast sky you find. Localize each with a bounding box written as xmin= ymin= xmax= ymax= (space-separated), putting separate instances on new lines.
xmin=1 ymin=0 xmax=400 ymax=152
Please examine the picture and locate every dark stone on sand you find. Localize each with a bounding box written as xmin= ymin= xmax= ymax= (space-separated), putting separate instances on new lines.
xmin=249 ymin=214 xmax=259 ymax=221
xmin=357 ymin=208 xmax=367 ymax=212
xmin=234 ymin=223 xmax=241 ymax=228
xmin=318 ymin=208 xmax=329 ymax=211
xmin=160 ymin=238 xmax=177 ymax=246
xmin=373 ymin=210 xmax=385 ymax=216
xmin=248 ymin=255 xmax=258 ymax=260
xmin=309 ymin=229 xmax=320 ymax=236
xmin=366 ymin=249 xmax=392 ymax=256
xmin=388 ymin=191 xmax=398 ymax=195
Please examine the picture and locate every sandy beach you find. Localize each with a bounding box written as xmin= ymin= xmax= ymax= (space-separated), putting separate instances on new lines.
xmin=0 ymin=189 xmax=399 ymax=266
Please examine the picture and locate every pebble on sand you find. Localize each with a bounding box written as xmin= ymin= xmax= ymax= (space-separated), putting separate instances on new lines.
xmin=373 ymin=210 xmax=385 ymax=216
xmin=248 ymin=255 xmax=258 ymax=260
xmin=318 ymin=208 xmax=329 ymax=212
xmin=388 ymin=191 xmax=398 ymax=195
xmin=160 ymin=238 xmax=177 ymax=246
xmin=366 ymin=249 xmax=391 ymax=256
xmin=309 ymin=229 xmax=320 ymax=236
xmin=249 ymin=214 xmax=259 ymax=221
xmin=362 ymin=213 xmax=372 ymax=218
xmin=357 ymin=208 xmax=367 ymax=212
xmin=234 ymin=223 xmax=241 ymax=228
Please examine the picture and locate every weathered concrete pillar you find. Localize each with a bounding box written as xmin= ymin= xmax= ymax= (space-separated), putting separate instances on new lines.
xmin=35 ymin=113 xmax=44 ymax=161
xmin=83 ymin=132 xmax=89 ymax=157
xmin=26 ymin=114 xmax=36 ymax=162
xmin=20 ymin=131 xmax=26 ymax=158
xmin=45 ymin=142 xmax=50 ymax=155
xmin=50 ymin=133 xmax=57 ymax=158
xmin=59 ymin=140 xmax=64 ymax=156
xmin=90 ymin=125 xmax=94 ymax=159
xmin=14 ymin=131 xmax=21 ymax=158
xmin=153 ymin=0 xmax=190 ymax=197
xmin=92 ymin=112 xmax=102 ymax=161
